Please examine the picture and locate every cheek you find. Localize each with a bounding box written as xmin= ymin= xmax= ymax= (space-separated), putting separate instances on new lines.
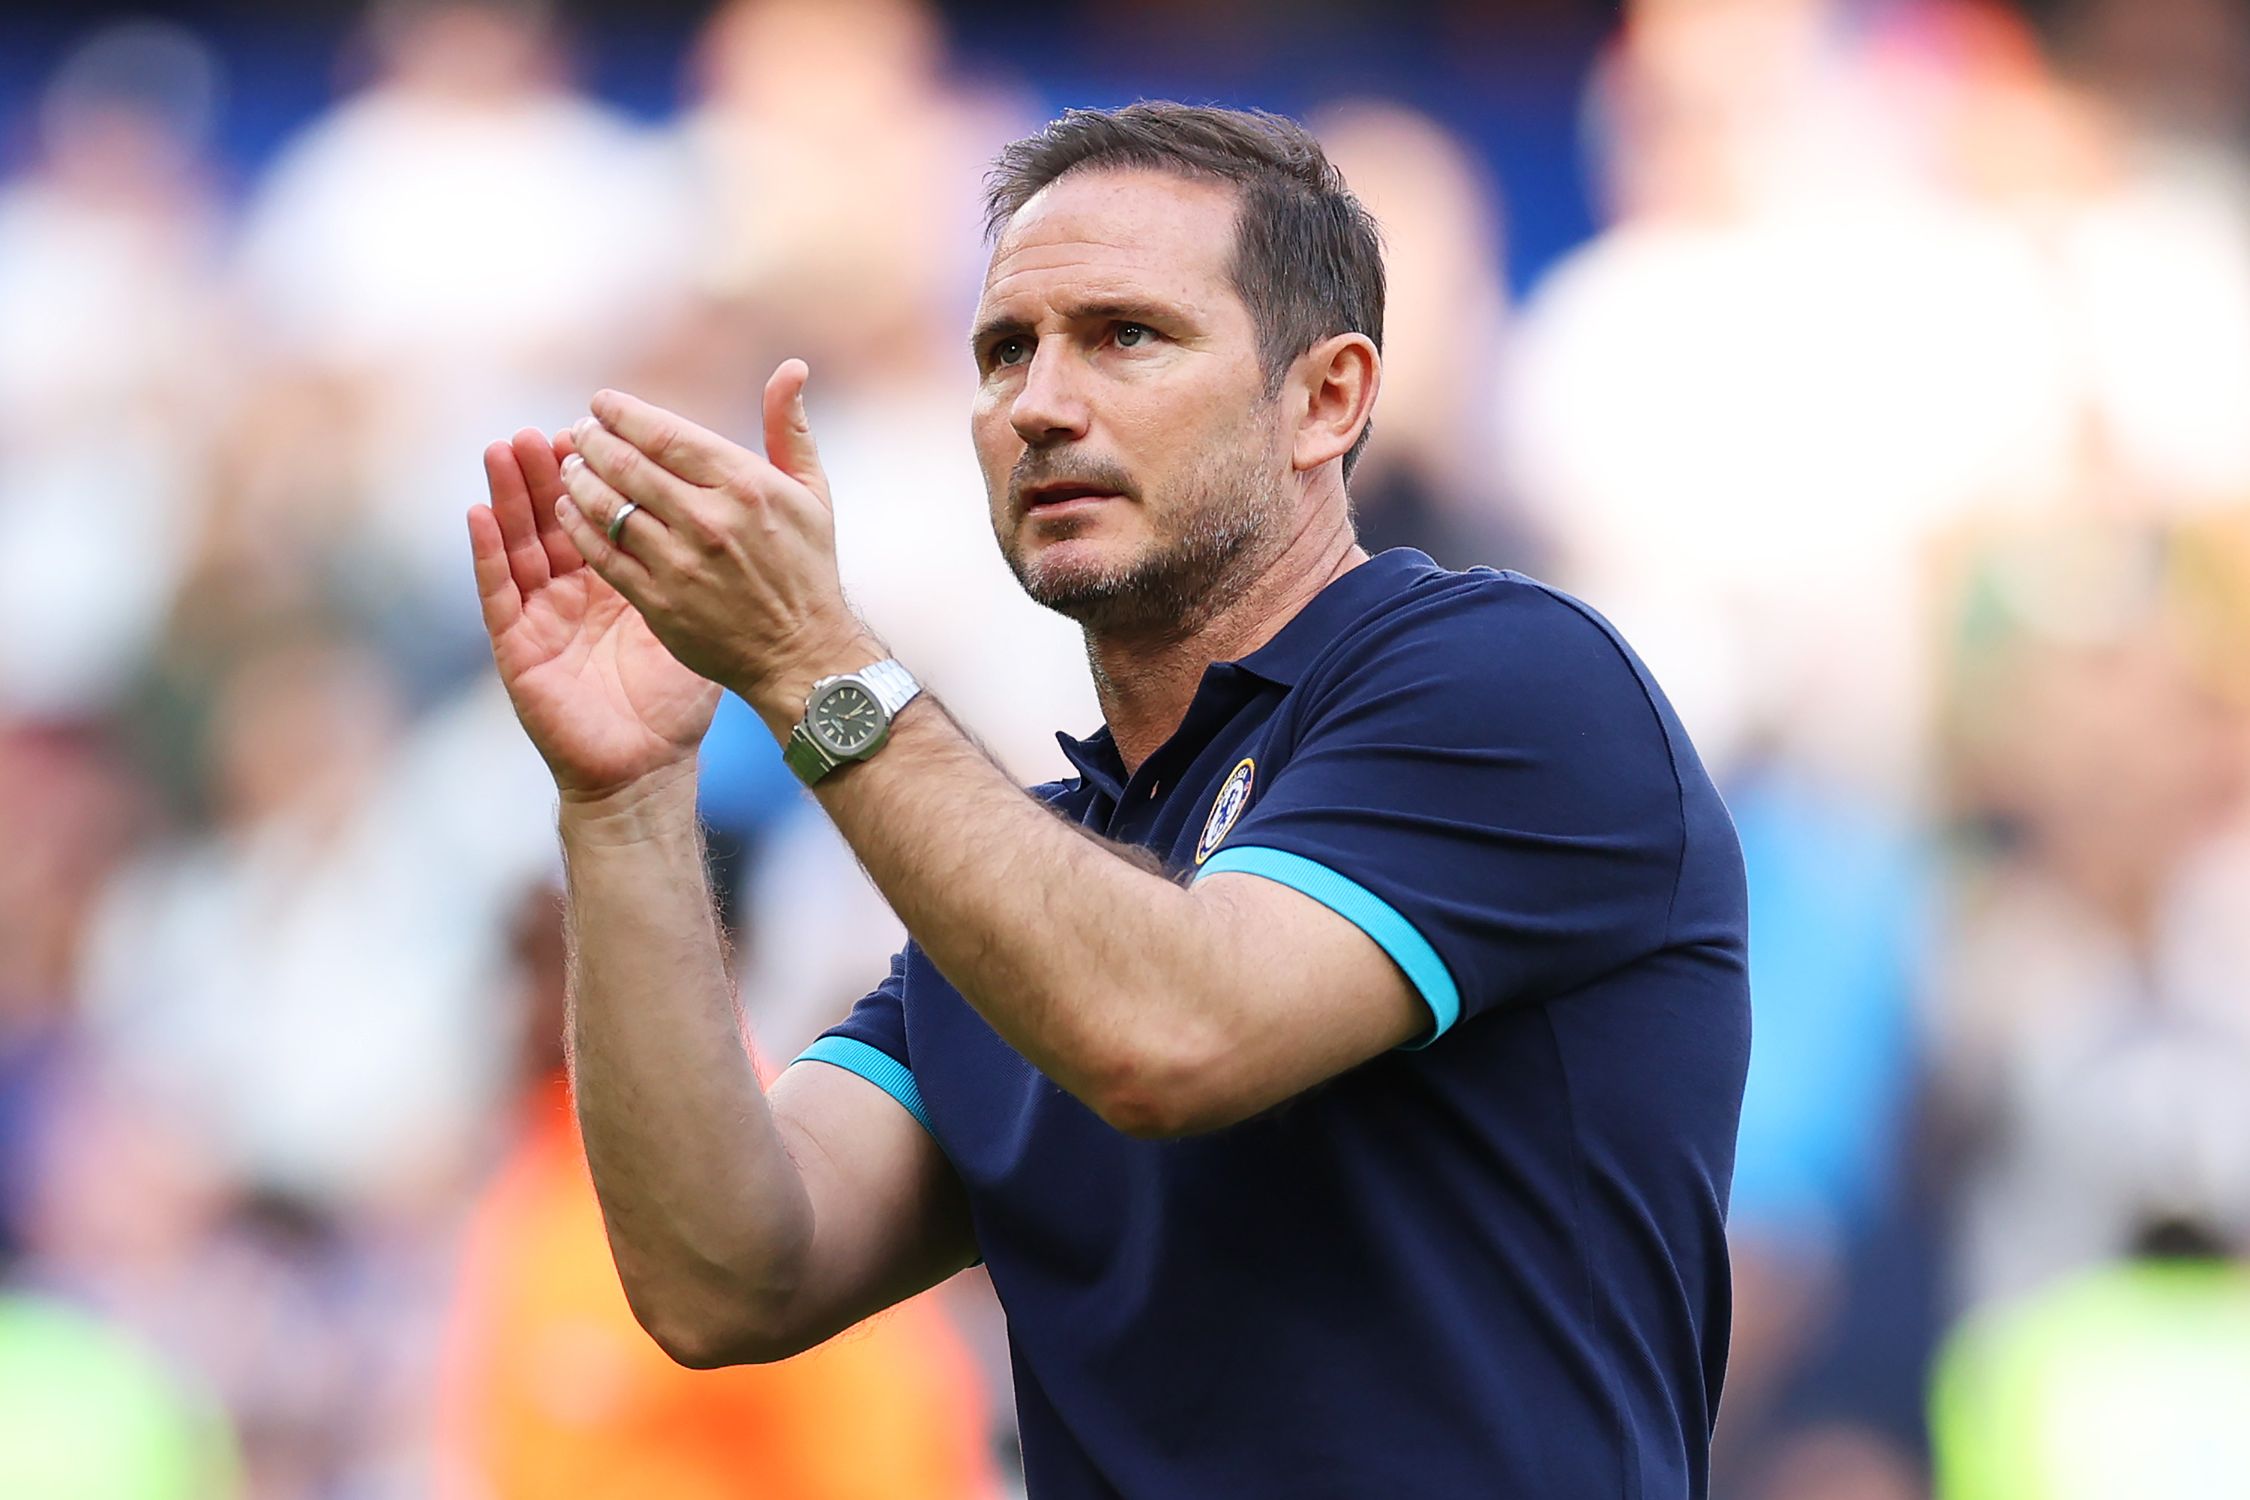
xmin=970 ymin=392 xmax=1016 ymax=458
xmin=1129 ymin=387 xmax=1270 ymax=488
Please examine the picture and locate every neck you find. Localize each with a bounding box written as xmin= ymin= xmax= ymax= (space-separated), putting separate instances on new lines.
xmin=1087 ymin=498 xmax=1364 ymax=773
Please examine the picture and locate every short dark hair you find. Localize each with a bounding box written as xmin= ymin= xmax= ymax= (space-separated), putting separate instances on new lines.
xmin=984 ymin=101 xmax=1385 ymax=477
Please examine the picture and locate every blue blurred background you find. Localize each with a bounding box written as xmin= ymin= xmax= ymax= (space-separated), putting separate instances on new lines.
xmin=3 ymin=1 xmax=2248 ymax=1496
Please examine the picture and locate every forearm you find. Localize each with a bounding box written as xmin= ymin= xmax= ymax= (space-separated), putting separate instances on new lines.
xmin=791 ymin=698 xmax=1242 ymax=1129
xmin=557 ymin=765 xmax=815 ymax=1355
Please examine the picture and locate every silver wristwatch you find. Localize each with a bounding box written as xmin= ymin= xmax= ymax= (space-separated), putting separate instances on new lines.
xmin=783 ymin=658 xmax=921 ymax=786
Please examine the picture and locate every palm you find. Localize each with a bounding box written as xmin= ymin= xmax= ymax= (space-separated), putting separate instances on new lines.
xmin=472 ymin=430 xmax=720 ymax=795
xmin=499 ymin=565 xmax=718 ymax=789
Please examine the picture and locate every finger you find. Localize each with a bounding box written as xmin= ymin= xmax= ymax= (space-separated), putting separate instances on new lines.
xmin=515 ymin=427 xmax=582 ymax=578
xmin=484 ymin=439 xmax=551 ymax=595
xmin=588 ymin=389 xmax=743 ymax=488
xmin=568 ymin=417 xmax=703 ymax=528
xmin=553 ymin=492 xmax=659 ymax=606
xmin=761 ymin=358 xmax=828 ymax=502
xmin=559 ymin=450 xmax=673 ymax=571
xmin=467 ymin=503 xmax=524 ymax=637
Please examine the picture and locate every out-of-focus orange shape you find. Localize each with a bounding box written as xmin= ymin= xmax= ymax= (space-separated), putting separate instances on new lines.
xmin=437 ymin=1077 xmax=997 ymax=1500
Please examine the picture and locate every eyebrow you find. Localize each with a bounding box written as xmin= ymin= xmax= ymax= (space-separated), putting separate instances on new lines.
xmin=970 ymin=297 xmax=1188 ymax=353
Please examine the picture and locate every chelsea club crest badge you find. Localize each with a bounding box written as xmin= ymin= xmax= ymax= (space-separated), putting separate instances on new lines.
xmin=1195 ymin=757 xmax=1256 ymax=865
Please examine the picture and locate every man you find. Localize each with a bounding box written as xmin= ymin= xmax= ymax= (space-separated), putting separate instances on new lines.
xmin=468 ymin=103 xmax=1750 ymax=1497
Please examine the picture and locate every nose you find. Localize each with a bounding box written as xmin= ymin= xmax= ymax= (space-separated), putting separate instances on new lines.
xmin=1009 ymin=338 xmax=1091 ymax=448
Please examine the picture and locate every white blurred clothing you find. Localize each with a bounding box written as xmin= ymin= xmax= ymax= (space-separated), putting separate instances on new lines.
xmin=0 ymin=178 xmax=224 ymax=718
xmin=1504 ymin=160 xmax=2250 ymax=802
xmin=238 ymin=92 xmax=686 ymax=372
xmin=76 ymin=683 xmax=560 ymax=1211
xmin=1935 ymin=827 xmax=2250 ymax=1307
xmin=1506 ymin=206 xmax=2019 ymax=799
xmin=235 ymin=89 xmax=693 ymax=647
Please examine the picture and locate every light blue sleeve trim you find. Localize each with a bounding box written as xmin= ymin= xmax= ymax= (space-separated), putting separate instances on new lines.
xmin=795 ymin=1036 xmax=937 ymax=1138
xmin=1194 ymin=845 xmax=1463 ymax=1046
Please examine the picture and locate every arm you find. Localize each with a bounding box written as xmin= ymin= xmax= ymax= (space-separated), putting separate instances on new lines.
xmin=551 ymin=371 xmax=1426 ymax=1140
xmin=799 ymin=700 xmax=1423 ymax=1138
xmin=559 ymin=773 xmax=976 ymax=1364
xmin=471 ymin=429 xmax=972 ymax=1367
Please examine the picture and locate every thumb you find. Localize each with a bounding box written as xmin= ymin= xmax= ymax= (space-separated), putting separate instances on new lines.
xmin=762 ymin=358 xmax=827 ymax=501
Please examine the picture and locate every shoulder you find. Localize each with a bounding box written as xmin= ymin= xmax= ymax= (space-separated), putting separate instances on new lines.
xmin=1302 ymin=565 xmax=1672 ymax=747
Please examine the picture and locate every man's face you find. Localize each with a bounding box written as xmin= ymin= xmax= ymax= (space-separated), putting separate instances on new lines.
xmin=970 ymin=168 xmax=1294 ymax=636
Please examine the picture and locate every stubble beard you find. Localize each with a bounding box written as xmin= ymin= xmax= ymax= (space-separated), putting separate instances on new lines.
xmin=999 ymin=432 xmax=1292 ymax=643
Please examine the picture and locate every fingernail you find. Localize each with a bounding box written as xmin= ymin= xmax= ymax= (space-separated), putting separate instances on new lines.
xmin=572 ymin=416 xmax=597 ymax=443
xmin=555 ymin=497 xmax=576 ymax=522
xmin=561 ymin=453 xmax=585 ymax=477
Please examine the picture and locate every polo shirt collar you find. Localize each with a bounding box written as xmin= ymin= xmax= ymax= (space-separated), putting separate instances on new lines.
xmin=1232 ymin=546 xmax=1436 ymax=687
xmin=1055 ymin=723 xmax=1128 ymax=800
xmin=1053 ymin=548 xmax=1436 ymax=797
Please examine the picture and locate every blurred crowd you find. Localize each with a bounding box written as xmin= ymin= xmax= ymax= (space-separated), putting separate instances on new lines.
xmin=1 ymin=0 xmax=2247 ymax=1495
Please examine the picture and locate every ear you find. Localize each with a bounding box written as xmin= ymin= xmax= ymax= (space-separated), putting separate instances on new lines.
xmin=1289 ymin=333 xmax=1380 ymax=475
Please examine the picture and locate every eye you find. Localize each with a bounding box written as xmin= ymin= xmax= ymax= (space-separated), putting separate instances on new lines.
xmin=1115 ymin=322 xmax=1153 ymax=348
xmin=987 ymin=335 xmax=1031 ymax=369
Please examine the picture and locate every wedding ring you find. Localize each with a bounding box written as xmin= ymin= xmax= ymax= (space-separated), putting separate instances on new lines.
xmin=606 ymin=501 xmax=640 ymax=545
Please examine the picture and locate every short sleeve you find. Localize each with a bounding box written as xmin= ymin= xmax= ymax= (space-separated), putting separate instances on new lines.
xmin=793 ymin=944 xmax=936 ymax=1138
xmin=1194 ymin=580 xmax=1686 ymax=1042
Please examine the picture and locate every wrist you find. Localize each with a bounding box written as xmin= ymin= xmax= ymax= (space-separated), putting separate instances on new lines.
xmin=740 ymin=627 xmax=890 ymax=739
xmin=558 ymin=762 xmax=703 ymax=847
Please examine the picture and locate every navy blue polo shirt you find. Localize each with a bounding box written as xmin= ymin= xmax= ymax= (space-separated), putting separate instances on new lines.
xmin=795 ymin=548 xmax=1751 ymax=1498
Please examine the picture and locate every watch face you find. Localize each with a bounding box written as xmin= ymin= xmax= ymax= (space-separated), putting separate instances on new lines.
xmin=808 ymin=680 xmax=884 ymax=757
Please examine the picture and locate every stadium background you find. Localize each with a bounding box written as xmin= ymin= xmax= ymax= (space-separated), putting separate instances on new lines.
xmin=2 ymin=0 xmax=2247 ymax=1495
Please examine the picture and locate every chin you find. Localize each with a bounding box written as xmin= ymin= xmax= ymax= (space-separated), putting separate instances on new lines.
xmin=1006 ymin=534 xmax=1139 ymax=623
xmin=1013 ymin=515 xmax=1133 ymax=584
xmin=1019 ymin=543 xmax=1123 ymax=603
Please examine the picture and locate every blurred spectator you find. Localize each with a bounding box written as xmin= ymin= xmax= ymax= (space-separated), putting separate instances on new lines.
xmin=1926 ymin=888 xmax=2250 ymax=1500
xmin=0 ymin=731 xmax=148 ymax=1266
xmin=1506 ymin=0 xmax=2250 ymax=802
xmin=1313 ymin=99 xmax=1539 ymax=573
xmin=437 ymin=882 xmax=1000 ymax=1500
xmin=1507 ymin=0 xmax=1999 ymax=799
xmin=1890 ymin=0 xmax=2250 ymax=511
xmin=76 ymin=627 xmax=555 ymax=1217
xmin=224 ymin=0 xmax=692 ymax=695
xmin=1716 ymin=770 xmax=1931 ymax=1496
xmin=15 ymin=1056 xmax=455 ymax=1498
xmin=2053 ymin=0 xmax=2250 ymax=157
xmin=672 ymin=0 xmax=1011 ymax=374
xmin=1931 ymin=503 xmax=2250 ymax=1307
xmin=0 ymin=21 xmax=231 ymax=723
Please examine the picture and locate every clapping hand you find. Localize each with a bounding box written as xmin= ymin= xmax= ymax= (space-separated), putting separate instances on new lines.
xmin=469 ymin=424 xmax=721 ymax=802
xmin=543 ymin=360 xmax=876 ymax=731
xmin=470 ymin=361 xmax=876 ymax=799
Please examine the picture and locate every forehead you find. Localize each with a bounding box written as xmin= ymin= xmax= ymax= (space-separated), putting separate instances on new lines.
xmin=979 ymin=167 xmax=1244 ymax=318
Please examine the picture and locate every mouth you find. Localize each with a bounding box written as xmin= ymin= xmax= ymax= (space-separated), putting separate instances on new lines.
xmin=1021 ymin=482 xmax=1126 ymax=518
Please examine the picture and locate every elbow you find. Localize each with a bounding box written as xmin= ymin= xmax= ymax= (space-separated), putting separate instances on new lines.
xmin=638 ymin=1305 xmax=804 ymax=1370
xmin=623 ymin=1282 xmax=809 ymax=1370
xmin=646 ymin=1320 xmax=737 ymax=1369
xmin=1080 ymin=1023 xmax=1248 ymax=1140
